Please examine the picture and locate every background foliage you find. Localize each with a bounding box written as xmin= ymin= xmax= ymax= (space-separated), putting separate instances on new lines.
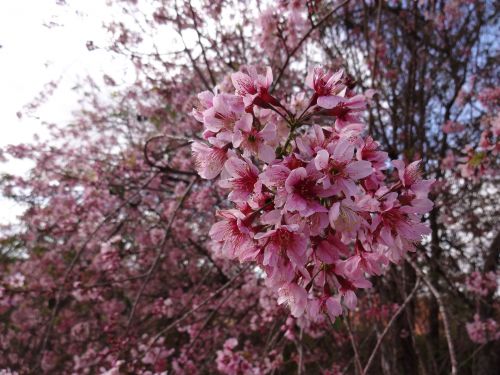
xmin=0 ymin=1 xmax=498 ymax=374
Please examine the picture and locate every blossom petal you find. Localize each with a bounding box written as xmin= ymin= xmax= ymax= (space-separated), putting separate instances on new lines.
xmin=317 ymin=95 xmax=345 ymax=109
xmin=346 ymin=160 xmax=372 ymax=180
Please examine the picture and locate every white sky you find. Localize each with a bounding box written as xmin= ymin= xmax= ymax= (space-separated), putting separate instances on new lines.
xmin=0 ymin=0 xmax=129 ymax=224
xmin=0 ymin=0 xmax=203 ymax=225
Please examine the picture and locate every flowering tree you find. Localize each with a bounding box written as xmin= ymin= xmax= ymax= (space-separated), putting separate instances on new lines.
xmin=193 ymin=65 xmax=434 ymax=323
xmin=0 ymin=1 xmax=498 ymax=374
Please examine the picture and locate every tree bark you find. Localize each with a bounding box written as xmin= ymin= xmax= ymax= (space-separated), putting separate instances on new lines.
xmin=477 ymin=232 xmax=500 ymax=375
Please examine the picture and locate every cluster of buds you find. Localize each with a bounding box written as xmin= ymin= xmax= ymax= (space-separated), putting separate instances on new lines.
xmin=466 ymin=271 xmax=497 ymax=297
xmin=192 ymin=66 xmax=434 ymax=321
xmin=466 ymin=314 xmax=499 ymax=344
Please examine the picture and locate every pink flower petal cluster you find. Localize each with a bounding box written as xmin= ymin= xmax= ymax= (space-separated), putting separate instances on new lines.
xmin=442 ymin=120 xmax=465 ymax=134
xmin=215 ymin=338 xmax=256 ymax=375
xmin=466 ymin=314 xmax=500 ymax=344
xmin=193 ymin=65 xmax=434 ymax=321
xmin=466 ymin=271 xmax=497 ymax=297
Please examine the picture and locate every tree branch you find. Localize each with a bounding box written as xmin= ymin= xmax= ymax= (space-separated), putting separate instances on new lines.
xmin=271 ymin=0 xmax=350 ymax=91
xmin=343 ymin=315 xmax=363 ymax=375
xmin=363 ymin=277 xmax=421 ymax=375
xmin=405 ymin=255 xmax=457 ymax=375
xmin=126 ymin=176 xmax=198 ymax=330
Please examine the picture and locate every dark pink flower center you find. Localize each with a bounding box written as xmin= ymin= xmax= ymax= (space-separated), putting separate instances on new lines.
xmin=235 ymin=77 xmax=257 ymax=96
xmin=381 ymin=208 xmax=405 ymax=228
xmin=327 ymin=104 xmax=350 ymax=119
xmin=328 ymin=161 xmax=346 ymax=177
xmin=295 ymin=177 xmax=317 ymax=198
xmin=233 ymin=167 xmax=257 ymax=193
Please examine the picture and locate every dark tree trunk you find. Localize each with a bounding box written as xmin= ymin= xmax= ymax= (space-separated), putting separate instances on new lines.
xmin=428 ymin=208 xmax=442 ymax=374
xmin=477 ymin=232 xmax=500 ymax=375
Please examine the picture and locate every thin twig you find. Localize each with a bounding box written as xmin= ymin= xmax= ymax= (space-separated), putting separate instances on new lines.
xmin=144 ymin=263 xmax=251 ymax=353
xmin=185 ymin=280 xmax=243 ymax=354
xmin=174 ymin=1 xmax=211 ymax=90
xmin=126 ymin=176 xmax=198 ymax=330
xmin=143 ymin=134 xmax=197 ymax=176
xmin=405 ymin=255 xmax=457 ymax=375
xmin=298 ymin=325 xmax=304 ymax=375
xmin=342 ymin=315 xmax=363 ymax=375
xmin=371 ymin=0 xmax=383 ymax=83
xmin=362 ymin=278 xmax=421 ymax=375
xmin=271 ymin=0 xmax=350 ymax=91
xmin=341 ymin=328 xmax=377 ymax=374
xmin=457 ymin=343 xmax=487 ymax=369
xmin=188 ymin=3 xmax=216 ymax=86
xmin=188 ymin=237 xmax=229 ymax=282
xmin=36 ymin=171 xmax=160 ymax=368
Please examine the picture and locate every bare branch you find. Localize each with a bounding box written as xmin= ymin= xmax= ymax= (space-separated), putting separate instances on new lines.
xmin=343 ymin=315 xmax=363 ymax=375
xmin=298 ymin=325 xmax=304 ymax=375
xmin=363 ymin=277 xmax=421 ymax=375
xmin=126 ymin=176 xmax=198 ymax=330
xmin=188 ymin=3 xmax=217 ymax=87
xmin=143 ymin=263 xmax=251 ymax=353
xmin=271 ymin=0 xmax=350 ymax=91
xmin=36 ymin=171 xmax=161 ymax=368
xmin=405 ymin=255 xmax=457 ymax=375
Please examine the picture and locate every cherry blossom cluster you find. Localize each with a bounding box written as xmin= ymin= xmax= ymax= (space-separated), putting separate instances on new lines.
xmin=466 ymin=314 xmax=500 ymax=344
xmin=216 ymin=337 xmax=282 ymax=374
xmin=465 ymin=271 xmax=499 ymax=344
xmin=466 ymin=271 xmax=497 ymax=297
xmin=192 ymin=65 xmax=434 ymax=321
xmin=441 ymin=87 xmax=499 ymax=179
xmin=215 ymin=338 xmax=255 ymax=374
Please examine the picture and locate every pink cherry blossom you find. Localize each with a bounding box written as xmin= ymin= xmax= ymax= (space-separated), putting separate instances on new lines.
xmin=254 ymin=225 xmax=307 ymax=268
xmin=0 ymin=1 xmax=495 ymax=373
xmin=306 ymin=67 xmax=346 ymax=107
xmin=325 ymin=296 xmax=343 ymax=319
xmin=231 ymin=66 xmax=280 ymax=109
xmin=232 ymin=113 xmax=276 ymax=162
xmin=191 ymin=90 xmax=214 ymax=122
xmin=191 ymin=141 xmax=228 ymax=179
xmin=442 ymin=120 xmax=465 ymax=134
xmin=219 ymin=157 xmax=259 ymax=203
xmin=314 ymin=140 xmax=372 ymax=197
xmin=202 ymin=93 xmax=244 ymax=135
xmin=277 ymin=283 xmax=308 ymax=317
xmin=321 ymin=95 xmax=368 ymax=130
xmin=466 ymin=271 xmax=497 ymax=297
xmin=392 ymin=159 xmax=423 ymax=188
xmin=198 ymin=65 xmax=433 ymax=322
xmin=328 ymin=199 xmax=366 ymax=234
xmin=284 ymin=167 xmax=328 ymax=216
xmin=466 ymin=314 xmax=500 ymax=344
xmin=209 ymin=209 xmax=257 ymax=260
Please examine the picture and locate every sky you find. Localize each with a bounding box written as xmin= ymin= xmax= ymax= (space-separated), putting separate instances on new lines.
xmin=0 ymin=0 xmax=203 ymax=225
xmin=0 ymin=0 xmax=130 ymax=224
